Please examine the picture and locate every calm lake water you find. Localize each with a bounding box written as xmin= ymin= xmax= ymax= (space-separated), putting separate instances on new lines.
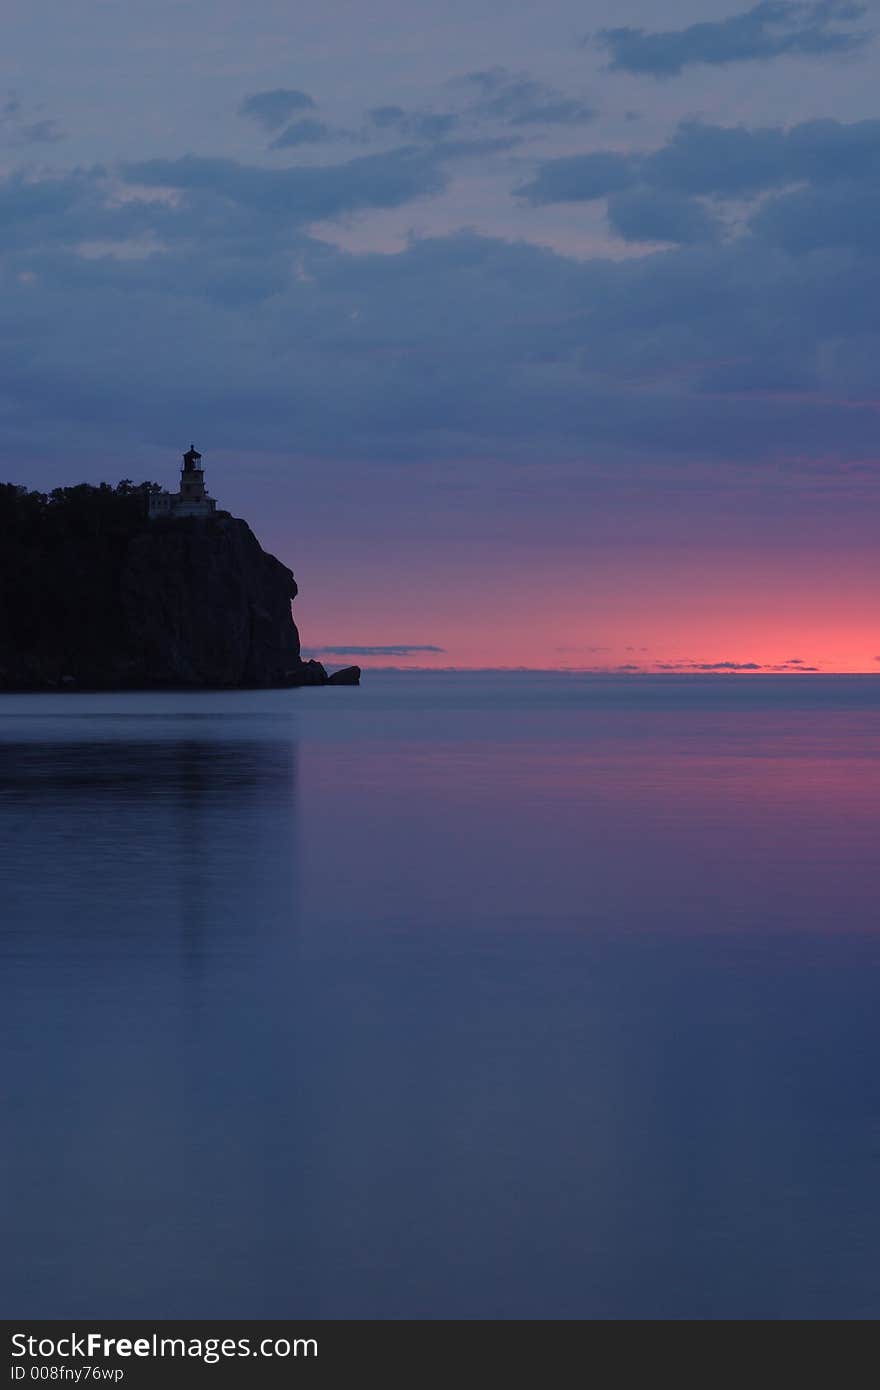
xmin=3 ymin=673 xmax=880 ymax=1319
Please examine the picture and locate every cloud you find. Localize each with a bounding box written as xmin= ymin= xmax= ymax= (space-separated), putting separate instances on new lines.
xmin=646 ymin=120 xmax=790 ymax=196
xmin=520 ymin=116 xmax=880 ymax=207
xmin=451 ymin=67 xmax=595 ymax=127
xmin=2 ymin=108 xmax=880 ymax=471
xmin=0 ymin=171 xmax=96 ymax=250
xmin=596 ymin=2 xmax=870 ymax=77
xmin=657 ymin=660 xmax=762 ymax=670
xmin=648 ymin=116 xmax=880 ymax=195
xmin=359 ymin=69 xmax=595 ymax=151
xmin=519 ymin=115 xmax=880 ymax=253
xmin=655 ymin=660 xmax=820 ymax=672
xmin=122 ymin=146 xmax=455 ymax=224
xmin=269 ymin=119 xmax=345 ymax=149
xmin=368 ymin=106 xmax=460 ymax=141
xmin=607 ymin=188 xmax=721 ymax=244
xmin=20 ymin=119 xmax=65 ymax=144
xmin=364 ymin=69 xmax=594 ymax=144
xmin=1 ymin=92 xmax=66 ymax=146
xmin=307 ymin=645 xmax=445 ymax=656
xmin=238 ymin=88 xmax=316 ymax=130
xmin=518 ymin=141 xmax=725 ymax=245
xmin=122 ymin=139 xmax=518 ymax=232
xmin=2 ymin=208 xmax=878 ymax=465
xmin=750 ymin=178 xmax=880 ymax=252
xmin=691 ymin=662 xmax=763 ymax=670
xmin=517 ymin=151 xmax=634 ymax=204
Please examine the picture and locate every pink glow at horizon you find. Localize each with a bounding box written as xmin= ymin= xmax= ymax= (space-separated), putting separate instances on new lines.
xmin=293 ymin=540 xmax=880 ymax=674
xmin=201 ymin=433 xmax=880 ymax=678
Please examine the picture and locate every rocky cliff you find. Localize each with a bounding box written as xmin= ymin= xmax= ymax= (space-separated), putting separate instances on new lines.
xmin=0 ymin=481 xmax=355 ymax=690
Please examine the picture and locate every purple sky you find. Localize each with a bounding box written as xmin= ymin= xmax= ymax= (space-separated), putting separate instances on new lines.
xmin=3 ymin=1 xmax=880 ymax=668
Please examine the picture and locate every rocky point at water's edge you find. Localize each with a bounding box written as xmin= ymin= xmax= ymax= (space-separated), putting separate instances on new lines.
xmin=0 ymin=481 xmax=360 ymax=690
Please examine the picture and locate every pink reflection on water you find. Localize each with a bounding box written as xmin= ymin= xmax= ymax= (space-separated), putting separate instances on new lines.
xmin=300 ymin=709 xmax=880 ymax=936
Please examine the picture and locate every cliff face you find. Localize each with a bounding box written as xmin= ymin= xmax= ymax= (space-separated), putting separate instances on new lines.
xmin=118 ymin=518 xmax=323 ymax=687
xmin=0 ymin=483 xmax=334 ymax=690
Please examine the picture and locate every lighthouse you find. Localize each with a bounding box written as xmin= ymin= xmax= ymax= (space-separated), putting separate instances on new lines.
xmin=148 ymin=445 xmax=218 ymax=519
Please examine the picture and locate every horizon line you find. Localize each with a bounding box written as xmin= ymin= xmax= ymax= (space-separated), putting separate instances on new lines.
xmin=314 ymin=665 xmax=880 ymax=676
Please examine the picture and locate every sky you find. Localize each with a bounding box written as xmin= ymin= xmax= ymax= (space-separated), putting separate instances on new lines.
xmin=2 ymin=0 xmax=880 ymax=671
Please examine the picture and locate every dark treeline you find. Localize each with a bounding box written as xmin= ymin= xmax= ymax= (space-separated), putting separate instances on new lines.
xmin=0 ymin=481 xmax=166 ymax=681
xmin=0 ymin=480 xmax=161 ymax=538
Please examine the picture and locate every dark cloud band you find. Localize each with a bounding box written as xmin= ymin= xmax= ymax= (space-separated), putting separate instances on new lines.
xmin=595 ymin=1 xmax=869 ymax=77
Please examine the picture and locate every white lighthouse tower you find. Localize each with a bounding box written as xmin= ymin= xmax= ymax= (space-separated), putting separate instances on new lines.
xmin=148 ymin=445 xmax=218 ymax=519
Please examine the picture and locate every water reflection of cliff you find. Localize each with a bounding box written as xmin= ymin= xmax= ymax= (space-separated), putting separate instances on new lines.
xmin=0 ymin=737 xmax=299 ymax=969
